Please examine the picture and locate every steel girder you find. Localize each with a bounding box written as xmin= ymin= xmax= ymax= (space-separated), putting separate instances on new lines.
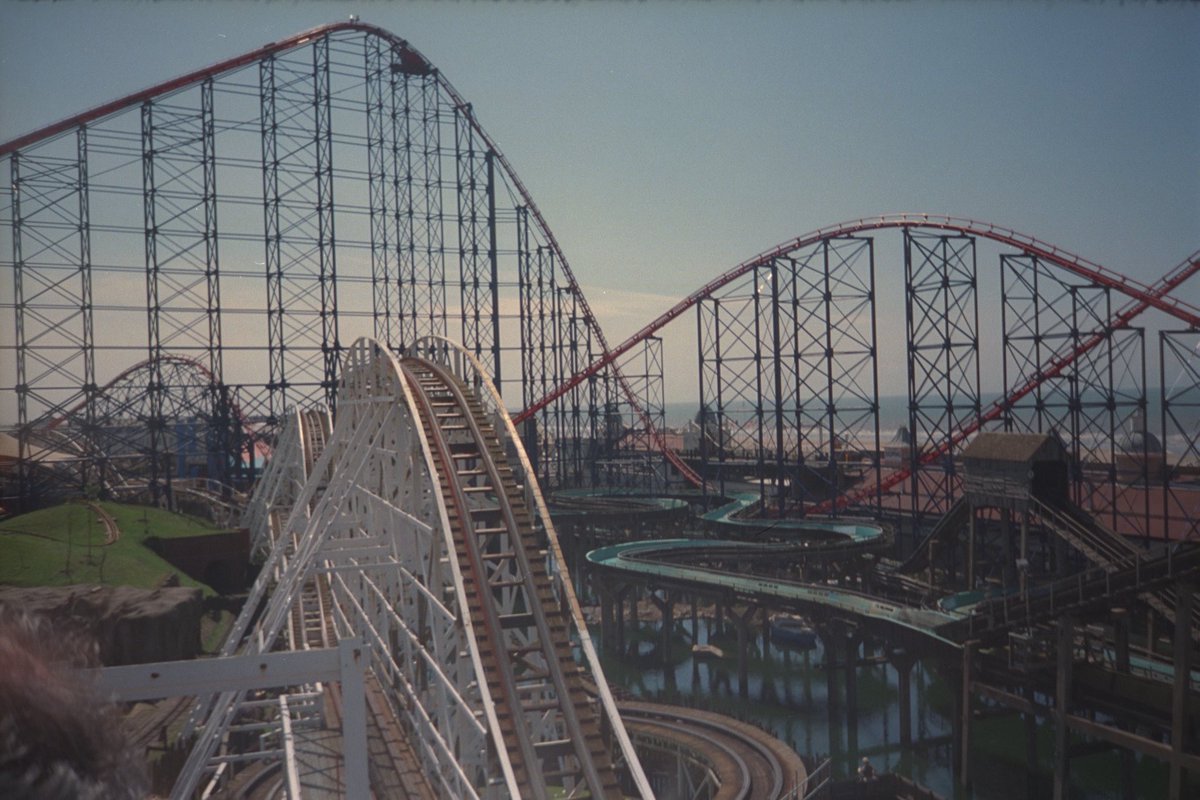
xmin=1160 ymin=332 xmax=1200 ymax=542
xmin=1002 ymin=254 xmax=1153 ymax=541
xmin=182 ymin=337 xmax=649 ymax=798
xmin=696 ymin=238 xmax=879 ymax=517
xmin=903 ymin=230 xmax=981 ymax=539
xmin=3 ymin=23 xmax=656 ymax=507
xmin=608 ymin=335 xmax=667 ymax=493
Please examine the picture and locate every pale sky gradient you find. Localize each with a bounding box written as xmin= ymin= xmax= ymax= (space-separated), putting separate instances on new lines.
xmin=1 ymin=0 xmax=1198 ymax=404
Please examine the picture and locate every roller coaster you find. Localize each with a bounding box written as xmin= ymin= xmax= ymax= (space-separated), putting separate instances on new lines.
xmin=3 ymin=18 xmax=1199 ymax=799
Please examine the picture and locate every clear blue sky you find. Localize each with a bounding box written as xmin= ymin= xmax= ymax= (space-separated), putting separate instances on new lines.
xmin=1 ymin=0 xmax=1198 ymax=401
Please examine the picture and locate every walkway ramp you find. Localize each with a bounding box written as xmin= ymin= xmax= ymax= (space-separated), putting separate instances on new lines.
xmin=895 ymin=496 xmax=970 ymax=574
xmin=1033 ymin=497 xmax=1200 ymax=644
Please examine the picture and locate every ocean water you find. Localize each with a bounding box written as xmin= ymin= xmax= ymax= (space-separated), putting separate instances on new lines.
xmin=660 ymin=390 xmax=1199 ymax=462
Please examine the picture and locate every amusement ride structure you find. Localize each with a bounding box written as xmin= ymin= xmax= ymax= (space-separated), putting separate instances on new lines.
xmin=2 ymin=19 xmax=1199 ymax=800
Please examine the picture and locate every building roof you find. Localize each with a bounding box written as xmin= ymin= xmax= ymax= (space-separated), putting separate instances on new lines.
xmin=961 ymin=432 xmax=1065 ymax=464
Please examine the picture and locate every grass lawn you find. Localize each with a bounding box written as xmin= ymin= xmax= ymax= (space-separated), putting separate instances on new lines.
xmin=0 ymin=501 xmax=221 ymax=595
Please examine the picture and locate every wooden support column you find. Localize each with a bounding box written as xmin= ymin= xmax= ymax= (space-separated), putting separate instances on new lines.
xmin=1054 ymin=615 xmax=1074 ymax=800
xmin=1169 ymin=584 xmax=1194 ymax=800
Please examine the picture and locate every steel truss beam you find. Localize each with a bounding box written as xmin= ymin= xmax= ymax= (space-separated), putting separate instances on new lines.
xmin=903 ymin=230 xmax=980 ymax=538
xmin=1160 ymin=332 xmax=1200 ymax=542
xmin=260 ymin=36 xmax=339 ymax=419
xmin=606 ymin=335 xmax=666 ymax=492
xmin=697 ymin=237 xmax=879 ymax=516
xmin=1002 ymin=253 xmax=1152 ymax=540
xmin=3 ymin=22 xmax=673 ymax=506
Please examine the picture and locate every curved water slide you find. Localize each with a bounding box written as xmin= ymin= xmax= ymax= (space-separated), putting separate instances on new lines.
xmin=587 ymin=532 xmax=1200 ymax=655
xmin=587 ymin=537 xmax=960 ymax=648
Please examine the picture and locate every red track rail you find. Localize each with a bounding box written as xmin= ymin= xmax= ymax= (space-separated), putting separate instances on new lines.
xmin=517 ymin=216 xmax=1200 ymax=426
xmin=9 ymin=38 xmax=1196 ymax=495
xmin=518 ymin=216 xmax=1198 ymax=495
xmin=1 ymin=19 xmax=681 ymax=484
xmin=816 ymin=245 xmax=1200 ymax=513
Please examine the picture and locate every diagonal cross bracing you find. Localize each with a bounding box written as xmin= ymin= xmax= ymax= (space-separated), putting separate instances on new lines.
xmin=179 ymin=337 xmax=649 ymax=798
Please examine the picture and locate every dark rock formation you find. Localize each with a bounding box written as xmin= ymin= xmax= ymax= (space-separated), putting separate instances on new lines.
xmin=0 ymin=584 xmax=202 ymax=665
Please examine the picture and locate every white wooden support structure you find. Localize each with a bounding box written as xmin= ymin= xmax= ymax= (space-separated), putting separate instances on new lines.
xmin=93 ymin=639 xmax=369 ymax=798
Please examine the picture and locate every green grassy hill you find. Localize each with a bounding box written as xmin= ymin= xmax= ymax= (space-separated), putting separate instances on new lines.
xmin=0 ymin=501 xmax=221 ymax=595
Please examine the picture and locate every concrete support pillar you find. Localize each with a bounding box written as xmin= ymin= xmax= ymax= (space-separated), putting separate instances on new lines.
xmin=950 ymin=658 xmax=964 ymax=788
xmin=928 ymin=540 xmax=936 ymax=588
xmin=1114 ymin=607 xmax=1136 ymax=800
xmin=649 ymin=591 xmax=674 ymax=663
xmin=1054 ymin=615 xmax=1074 ymax=800
xmin=761 ymin=606 xmax=772 ymax=657
xmin=629 ymin=588 xmax=639 ymax=637
xmin=892 ymin=648 xmax=915 ymax=751
xmin=959 ymin=640 xmax=973 ymax=791
xmin=1002 ymin=507 xmax=1014 ymax=585
xmin=615 ymin=585 xmax=629 ymax=655
xmin=967 ymin=506 xmax=976 ymax=589
xmin=1169 ymin=583 xmax=1194 ymax=800
xmin=822 ymin=621 xmax=844 ymax=756
xmin=725 ymin=604 xmax=756 ymax=699
xmin=1020 ymin=510 xmax=1030 ymax=596
xmin=1025 ymin=683 xmax=1039 ymax=800
xmin=845 ymin=630 xmax=860 ymax=759
xmin=600 ymin=584 xmax=615 ymax=653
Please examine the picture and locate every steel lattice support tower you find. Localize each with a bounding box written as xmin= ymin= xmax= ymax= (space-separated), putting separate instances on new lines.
xmin=785 ymin=237 xmax=880 ymax=517
xmin=9 ymin=132 xmax=98 ymax=505
xmin=696 ymin=237 xmax=879 ymax=516
xmin=2 ymin=22 xmax=683 ymax=507
xmin=1161 ymin=331 xmax=1200 ymax=541
xmin=259 ymin=37 xmax=339 ymax=419
xmin=696 ymin=266 xmax=776 ymax=510
xmin=364 ymin=36 xmax=394 ymax=351
xmin=454 ymin=104 xmax=500 ymax=380
xmin=1002 ymin=253 xmax=1151 ymax=540
xmin=552 ymin=287 xmax=593 ymax=488
xmin=607 ymin=336 xmax=666 ymax=492
xmin=903 ymin=230 xmax=981 ymax=540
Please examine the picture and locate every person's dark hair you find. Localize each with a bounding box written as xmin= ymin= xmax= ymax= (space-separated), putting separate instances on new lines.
xmin=0 ymin=610 xmax=147 ymax=799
